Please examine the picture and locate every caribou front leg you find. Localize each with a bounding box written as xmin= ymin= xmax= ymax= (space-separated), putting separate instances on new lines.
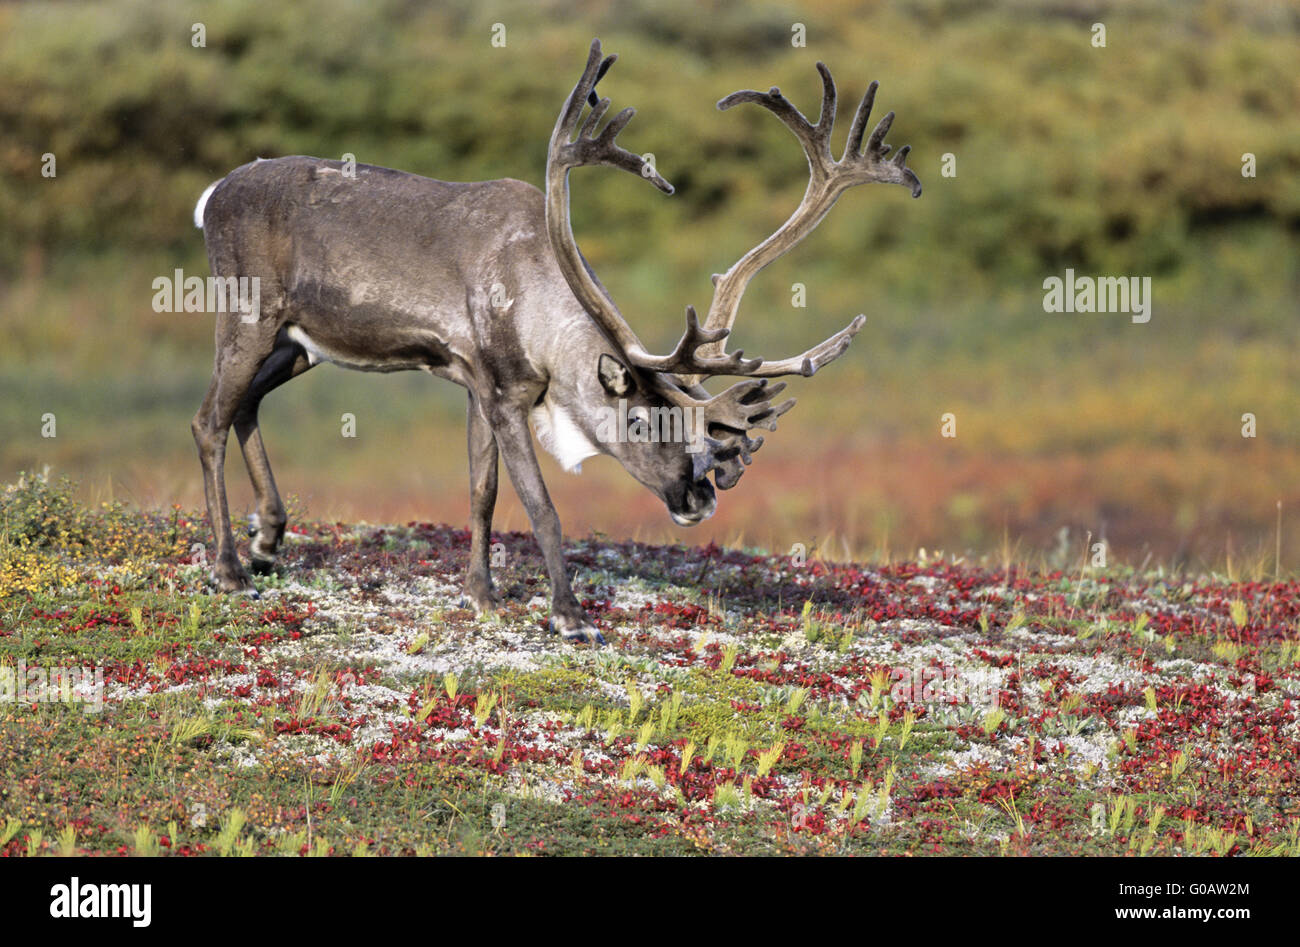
xmin=489 ymin=406 xmax=603 ymax=645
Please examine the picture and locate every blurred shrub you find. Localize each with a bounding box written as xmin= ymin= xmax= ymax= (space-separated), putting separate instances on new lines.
xmin=0 ymin=470 xmax=93 ymax=551
xmin=0 ymin=0 xmax=1295 ymax=308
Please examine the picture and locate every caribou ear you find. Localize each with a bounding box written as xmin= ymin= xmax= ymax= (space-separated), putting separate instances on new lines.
xmin=597 ymin=354 xmax=634 ymax=397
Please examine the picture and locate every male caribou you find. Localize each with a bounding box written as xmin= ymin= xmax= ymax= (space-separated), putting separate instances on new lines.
xmin=191 ymin=39 xmax=920 ymax=643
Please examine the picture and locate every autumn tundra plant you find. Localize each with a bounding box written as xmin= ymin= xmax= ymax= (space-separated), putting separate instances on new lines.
xmin=189 ymin=39 xmax=920 ymax=642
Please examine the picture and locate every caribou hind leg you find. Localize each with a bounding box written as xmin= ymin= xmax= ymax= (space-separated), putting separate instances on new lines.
xmin=463 ymin=391 xmax=501 ymax=613
xmin=191 ymin=311 xmax=285 ymax=595
xmin=233 ymin=338 xmax=315 ymax=572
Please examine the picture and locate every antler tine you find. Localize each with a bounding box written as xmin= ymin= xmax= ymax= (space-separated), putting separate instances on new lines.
xmin=844 ymin=80 xmax=878 ymax=159
xmin=578 ymin=96 xmax=611 ymax=140
xmin=588 ymin=52 xmax=614 ymax=106
xmin=716 ymin=61 xmax=838 ymax=168
xmin=553 ymin=41 xmax=611 ymax=145
xmin=632 ymin=306 xmax=765 ymax=376
xmin=740 ymin=314 xmax=867 ymax=378
xmin=813 ymin=63 xmax=838 ymax=153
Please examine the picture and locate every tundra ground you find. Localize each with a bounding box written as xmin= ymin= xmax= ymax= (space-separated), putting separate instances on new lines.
xmin=2 ymin=474 xmax=1298 ymax=856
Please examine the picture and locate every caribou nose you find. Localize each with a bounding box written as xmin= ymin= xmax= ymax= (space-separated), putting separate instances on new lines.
xmin=670 ymin=479 xmax=716 ymax=526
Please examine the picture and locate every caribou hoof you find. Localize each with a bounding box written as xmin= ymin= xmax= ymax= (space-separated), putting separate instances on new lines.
xmin=215 ymin=584 xmax=260 ymax=601
xmin=461 ymin=581 xmax=500 ymax=616
xmin=548 ymin=615 xmax=606 ymax=646
xmin=214 ymin=567 xmax=260 ymax=599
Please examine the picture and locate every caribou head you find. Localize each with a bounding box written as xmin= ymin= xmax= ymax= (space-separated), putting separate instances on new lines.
xmin=543 ymin=39 xmax=921 ymax=516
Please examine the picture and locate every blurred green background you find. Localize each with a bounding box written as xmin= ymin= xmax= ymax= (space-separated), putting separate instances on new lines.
xmin=1 ymin=0 xmax=1298 ymax=569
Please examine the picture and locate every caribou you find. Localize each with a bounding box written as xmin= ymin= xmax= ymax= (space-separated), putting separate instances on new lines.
xmin=191 ymin=39 xmax=920 ymax=643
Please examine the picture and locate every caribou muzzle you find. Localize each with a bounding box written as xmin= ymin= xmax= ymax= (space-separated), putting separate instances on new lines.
xmin=667 ymin=478 xmax=717 ymax=526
